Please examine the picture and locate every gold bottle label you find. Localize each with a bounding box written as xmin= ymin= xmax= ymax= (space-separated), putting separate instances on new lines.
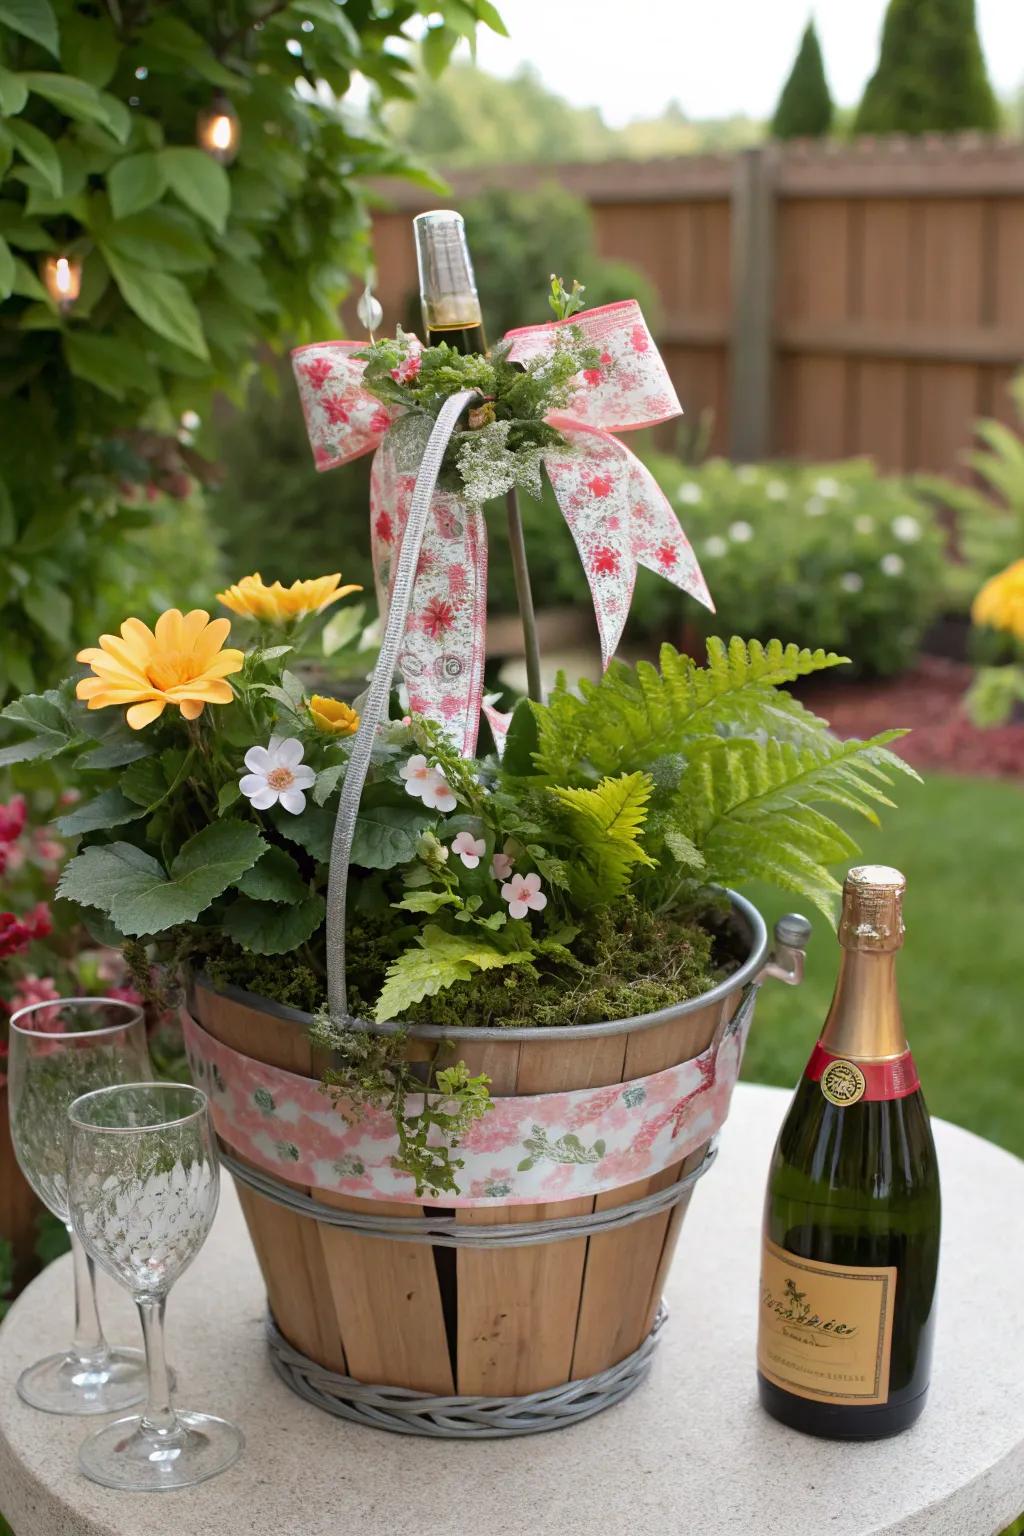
xmin=758 ymin=1239 xmax=896 ymax=1405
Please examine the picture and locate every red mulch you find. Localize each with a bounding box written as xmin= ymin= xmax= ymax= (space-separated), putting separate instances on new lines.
xmin=798 ymin=657 xmax=1024 ymax=780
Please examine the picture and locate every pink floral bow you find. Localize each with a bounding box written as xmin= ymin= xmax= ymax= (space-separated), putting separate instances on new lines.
xmin=292 ymin=300 xmax=713 ymax=755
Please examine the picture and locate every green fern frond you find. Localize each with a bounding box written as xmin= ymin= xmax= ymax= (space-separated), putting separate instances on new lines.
xmin=548 ymin=771 xmax=656 ymax=908
xmin=532 ymin=637 xmax=848 ymax=779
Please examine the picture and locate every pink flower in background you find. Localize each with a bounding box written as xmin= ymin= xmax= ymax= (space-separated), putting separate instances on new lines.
xmin=25 ymin=902 xmax=52 ymax=939
xmin=7 ymin=974 xmax=61 ymax=1015
xmin=452 ymin=832 xmax=485 ymax=869
xmin=301 ymin=357 xmax=333 ymax=391
xmin=33 ymin=829 xmax=65 ymax=865
xmin=500 ymin=872 xmax=547 ymax=920
xmin=106 ymin=985 xmax=144 ymax=1009
xmin=390 ymin=353 xmax=421 ymax=384
xmin=59 ymin=788 xmax=81 ymax=807
xmin=0 ymin=795 xmax=26 ymax=843
xmin=491 ymin=850 xmax=514 ymax=881
xmin=0 ymin=914 xmax=32 ymax=960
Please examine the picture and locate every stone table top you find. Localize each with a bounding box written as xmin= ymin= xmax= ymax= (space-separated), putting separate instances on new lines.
xmin=1 ymin=1082 xmax=1022 ymax=1536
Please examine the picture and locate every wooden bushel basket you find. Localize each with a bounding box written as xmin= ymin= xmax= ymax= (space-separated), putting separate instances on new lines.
xmin=188 ymin=894 xmax=806 ymax=1428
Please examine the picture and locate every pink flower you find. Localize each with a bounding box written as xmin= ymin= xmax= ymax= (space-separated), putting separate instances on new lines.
xmin=59 ymin=788 xmax=81 ymax=807
xmin=7 ymin=974 xmax=61 ymax=1014
xmin=106 ymin=985 xmax=144 ymax=1008
xmin=399 ymin=755 xmax=457 ymax=814
xmin=500 ymin=872 xmax=547 ymax=920
xmin=25 ymin=902 xmax=52 ymax=940
xmin=0 ymin=795 xmax=26 ymax=843
xmin=452 ymin=831 xmax=486 ymax=869
xmin=321 ymin=394 xmax=350 ymax=425
xmin=491 ymin=840 xmax=516 ymax=881
xmin=301 ymin=356 xmax=333 ymax=391
xmin=0 ymin=913 xmax=32 ymax=960
xmin=390 ymin=353 xmax=422 ymax=384
xmin=32 ymin=829 xmax=63 ymax=864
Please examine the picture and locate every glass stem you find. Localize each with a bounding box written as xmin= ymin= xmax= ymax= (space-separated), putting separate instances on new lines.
xmin=137 ymin=1295 xmax=177 ymax=1436
xmin=69 ymin=1226 xmax=110 ymax=1368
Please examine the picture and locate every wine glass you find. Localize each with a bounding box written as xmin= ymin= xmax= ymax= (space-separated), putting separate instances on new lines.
xmin=7 ymin=998 xmax=151 ymax=1414
xmin=66 ymin=1082 xmax=244 ymax=1491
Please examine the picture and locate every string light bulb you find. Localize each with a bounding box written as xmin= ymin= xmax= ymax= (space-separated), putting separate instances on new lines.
xmin=196 ymin=93 xmax=240 ymax=165
xmin=41 ymin=253 xmax=82 ymax=311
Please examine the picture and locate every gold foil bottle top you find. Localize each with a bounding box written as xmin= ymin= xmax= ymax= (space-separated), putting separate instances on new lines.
xmin=413 ymin=210 xmax=483 ymax=332
xmin=838 ymin=865 xmax=906 ymax=953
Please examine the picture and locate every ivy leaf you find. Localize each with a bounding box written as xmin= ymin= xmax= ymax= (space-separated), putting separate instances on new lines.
xmin=0 ymin=689 xmax=75 ymax=766
xmin=222 ymin=894 xmax=325 ymax=955
xmin=235 ymin=846 xmax=308 ymax=903
xmin=100 ymin=206 xmax=213 ymax=273
xmin=351 ymin=805 xmax=433 ymax=869
xmin=57 ymin=821 xmax=267 ymax=937
xmin=0 ymin=0 xmax=59 ymax=58
xmin=0 ymin=66 xmax=28 ymax=115
xmin=59 ymin=11 xmax=119 ymax=87
xmin=102 ymin=249 xmax=208 ymax=360
xmin=54 ymin=789 xmax=145 ymax=836
xmin=5 ymin=119 xmax=62 ymax=195
xmin=375 ymin=924 xmax=534 ymax=1023
xmin=108 ymin=152 xmax=167 ymax=220
xmin=160 ymin=147 xmax=230 ymax=234
xmin=19 ymin=73 xmax=126 ymax=140
xmin=63 ymin=330 xmax=159 ymax=400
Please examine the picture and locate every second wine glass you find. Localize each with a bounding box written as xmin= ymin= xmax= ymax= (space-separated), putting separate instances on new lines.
xmin=7 ymin=997 xmax=152 ymax=1414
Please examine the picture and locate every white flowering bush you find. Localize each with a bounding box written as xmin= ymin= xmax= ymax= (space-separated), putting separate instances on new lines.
xmin=648 ymin=456 xmax=945 ymax=677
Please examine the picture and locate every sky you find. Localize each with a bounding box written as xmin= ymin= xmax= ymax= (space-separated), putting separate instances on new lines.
xmin=462 ymin=0 xmax=1023 ymax=125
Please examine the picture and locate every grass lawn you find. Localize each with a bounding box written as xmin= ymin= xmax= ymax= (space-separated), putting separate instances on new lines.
xmin=743 ymin=774 xmax=1024 ymax=1160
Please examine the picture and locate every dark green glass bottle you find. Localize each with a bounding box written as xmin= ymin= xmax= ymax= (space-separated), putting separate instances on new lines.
xmin=757 ymin=865 xmax=941 ymax=1440
xmin=413 ymin=209 xmax=487 ymax=354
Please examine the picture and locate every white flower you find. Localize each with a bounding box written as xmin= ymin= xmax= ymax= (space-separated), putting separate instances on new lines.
xmin=677 ymin=482 xmax=703 ymax=504
xmin=239 ymin=736 xmax=315 ymax=815
xmin=399 ymin=754 xmax=456 ymax=813
xmin=892 ymin=515 xmax=921 ymax=543
xmin=491 ymin=841 xmax=516 ymax=880
xmin=839 ymin=572 xmax=864 ymax=594
xmin=804 ymin=496 xmax=827 ymax=517
xmin=729 ymin=520 xmax=754 ymax=543
xmin=880 ymin=553 xmax=905 ymax=577
xmin=854 ymin=515 xmax=875 ymax=535
xmin=814 ymin=477 xmax=840 ymax=498
xmin=500 ymin=871 xmax=547 ymax=920
xmin=703 ymin=535 xmax=728 ymax=558
xmin=452 ymin=831 xmax=486 ymax=869
xmin=737 ymin=465 xmax=759 ymax=484
xmin=765 ymin=479 xmax=788 ymax=501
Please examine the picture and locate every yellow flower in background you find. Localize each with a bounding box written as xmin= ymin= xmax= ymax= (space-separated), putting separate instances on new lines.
xmin=310 ymin=694 xmax=360 ymax=736
xmin=76 ymin=610 xmax=244 ymax=730
xmin=972 ymin=559 xmax=1024 ymax=642
xmin=217 ymin=572 xmax=362 ymax=624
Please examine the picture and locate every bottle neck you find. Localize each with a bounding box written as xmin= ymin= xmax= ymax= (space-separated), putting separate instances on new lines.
xmin=819 ymin=948 xmax=909 ymax=1062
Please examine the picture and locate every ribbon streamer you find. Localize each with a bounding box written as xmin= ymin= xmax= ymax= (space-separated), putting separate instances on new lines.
xmin=292 ymin=300 xmax=713 ymax=755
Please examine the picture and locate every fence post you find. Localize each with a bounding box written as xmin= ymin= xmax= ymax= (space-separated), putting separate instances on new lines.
xmin=730 ymin=145 xmax=777 ymax=462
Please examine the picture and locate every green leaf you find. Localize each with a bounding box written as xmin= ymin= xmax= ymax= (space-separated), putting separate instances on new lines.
xmin=475 ymin=0 xmax=508 ymax=35
xmin=54 ymin=788 xmax=145 ymax=835
xmin=59 ymin=11 xmax=119 ymax=87
xmin=4 ymin=118 xmax=62 ymax=196
xmin=108 ymin=152 xmax=167 ymax=220
xmin=393 ymin=890 xmax=461 ymax=914
xmin=0 ymin=480 xmax=15 ymax=545
xmin=22 ymin=579 xmax=72 ymax=645
xmin=0 ymin=688 xmax=74 ymax=766
xmin=351 ymin=804 xmax=433 ymax=869
xmin=271 ymin=803 xmax=335 ymax=862
xmin=0 ymin=236 xmax=13 ymax=302
xmin=235 ymin=846 xmax=309 ymax=903
xmin=160 ymin=147 xmax=230 ymax=234
xmin=100 ymin=206 xmax=214 ymax=273
xmin=10 ymin=255 xmax=48 ymax=300
xmin=222 ymin=894 xmax=325 ymax=955
xmin=143 ymin=15 xmax=238 ymax=87
xmin=63 ymin=330 xmax=159 ymax=400
xmin=549 ymin=772 xmax=656 ymax=907
xmin=102 ymin=249 xmax=208 ymax=360
xmin=422 ymin=24 xmax=458 ymax=79
xmin=0 ymin=65 xmax=28 ymax=114
xmin=19 ymin=72 xmax=126 ymax=139
xmin=57 ymin=820 xmax=267 ymax=937
xmin=217 ymin=780 xmax=241 ymax=815
xmin=0 ymin=0 xmax=59 ymax=57
xmin=119 ymin=755 xmax=168 ymax=807
xmin=375 ymin=924 xmax=534 ymax=1022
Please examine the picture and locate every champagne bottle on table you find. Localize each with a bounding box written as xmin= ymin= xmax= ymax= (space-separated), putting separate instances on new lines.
xmin=413 ymin=209 xmax=487 ymax=353
xmin=757 ymin=865 xmax=940 ymax=1440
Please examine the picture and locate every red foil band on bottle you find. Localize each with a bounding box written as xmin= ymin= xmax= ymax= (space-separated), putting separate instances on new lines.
xmin=804 ymin=1044 xmax=921 ymax=1102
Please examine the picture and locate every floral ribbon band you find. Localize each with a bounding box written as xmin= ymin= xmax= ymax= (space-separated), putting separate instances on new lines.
xmin=292 ymin=301 xmax=713 ymax=755
xmin=182 ymin=989 xmax=755 ymax=1208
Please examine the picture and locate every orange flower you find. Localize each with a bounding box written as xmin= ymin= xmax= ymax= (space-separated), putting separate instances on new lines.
xmin=309 ymin=694 xmax=360 ymax=736
xmin=76 ymin=609 xmax=244 ymax=730
xmin=217 ymin=572 xmax=361 ymax=624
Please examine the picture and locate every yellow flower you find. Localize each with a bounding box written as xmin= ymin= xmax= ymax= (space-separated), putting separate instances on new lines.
xmin=310 ymin=694 xmax=360 ymax=736
xmin=217 ymin=572 xmax=361 ymax=624
xmin=972 ymin=559 xmax=1024 ymax=642
xmin=76 ymin=609 xmax=244 ymax=731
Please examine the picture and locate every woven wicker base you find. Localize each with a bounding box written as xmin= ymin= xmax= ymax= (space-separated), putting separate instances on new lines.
xmin=266 ymin=1306 xmax=668 ymax=1438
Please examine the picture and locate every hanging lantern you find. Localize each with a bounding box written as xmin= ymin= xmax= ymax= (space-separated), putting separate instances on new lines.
xmin=41 ymin=253 xmax=82 ymax=311
xmin=196 ymin=94 xmax=240 ymax=165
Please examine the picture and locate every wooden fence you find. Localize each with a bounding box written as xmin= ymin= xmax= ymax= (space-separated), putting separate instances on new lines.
xmin=366 ymin=136 xmax=1024 ymax=477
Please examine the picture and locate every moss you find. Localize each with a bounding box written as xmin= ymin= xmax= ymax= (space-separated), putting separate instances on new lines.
xmin=188 ymin=895 xmax=737 ymax=1029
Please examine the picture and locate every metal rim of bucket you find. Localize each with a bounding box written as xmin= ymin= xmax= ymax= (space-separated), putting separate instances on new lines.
xmin=191 ymin=886 xmax=767 ymax=1044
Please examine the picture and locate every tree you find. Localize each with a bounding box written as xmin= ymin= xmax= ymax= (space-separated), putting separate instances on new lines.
xmin=854 ymin=0 xmax=1000 ymax=135
xmin=0 ymin=1 xmax=502 ymax=700
xmin=771 ymin=21 xmax=834 ymax=140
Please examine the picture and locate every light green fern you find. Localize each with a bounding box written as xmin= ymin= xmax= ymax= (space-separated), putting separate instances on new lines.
xmin=548 ymin=772 xmax=656 ymax=907
xmin=375 ymin=925 xmax=535 ymax=1023
xmin=533 ymin=637 xmax=848 ymax=780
